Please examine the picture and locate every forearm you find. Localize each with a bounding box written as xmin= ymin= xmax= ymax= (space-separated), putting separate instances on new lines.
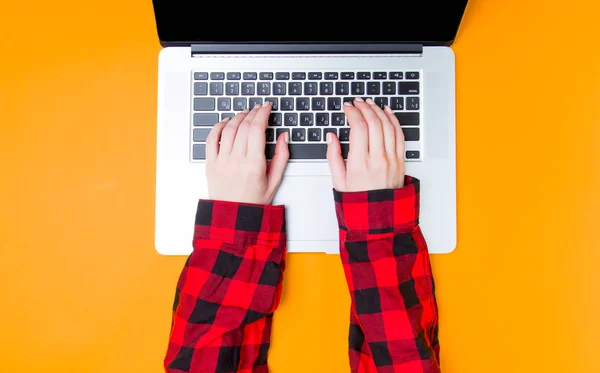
xmin=336 ymin=176 xmax=440 ymax=372
xmin=165 ymin=200 xmax=286 ymax=373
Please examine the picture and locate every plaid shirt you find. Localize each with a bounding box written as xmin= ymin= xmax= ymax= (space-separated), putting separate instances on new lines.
xmin=165 ymin=176 xmax=440 ymax=373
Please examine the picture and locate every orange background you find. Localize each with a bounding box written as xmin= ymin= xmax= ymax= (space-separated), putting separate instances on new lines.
xmin=1 ymin=0 xmax=599 ymax=372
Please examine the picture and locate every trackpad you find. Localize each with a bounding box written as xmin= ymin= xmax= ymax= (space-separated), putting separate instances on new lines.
xmin=273 ymin=175 xmax=338 ymax=253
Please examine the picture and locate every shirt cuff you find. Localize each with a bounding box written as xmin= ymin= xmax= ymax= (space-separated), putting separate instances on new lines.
xmin=333 ymin=176 xmax=420 ymax=234
xmin=194 ymin=199 xmax=286 ymax=247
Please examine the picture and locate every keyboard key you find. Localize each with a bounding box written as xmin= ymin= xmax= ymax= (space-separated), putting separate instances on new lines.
xmin=292 ymin=72 xmax=306 ymax=80
xmin=194 ymin=97 xmax=215 ymax=111
xmin=285 ymin=113 xmax=298 ymax=126
xmin=241 ymin=82 xmax=255 ymax=95
xmin=193 ymin=128 xmax=211 ymax=142
xmin=406 ymin=71 xmax=419 ymax=80
xmin=324 ymin=72 xmax=338 ymax=80
xmin=323 ymin=128 xmax=337 ymax=140
xmin=383 ymin=82 xmax=396 ymax=94
xmin=193 ymin=82 xmax=208 ymax=96
xmin=308 ymin=72 xmax=322 ymax=80
xmin=336 ymin=82 xmax=349 ymax=95
xmin=270 ymin=113 xmax=282 ymax=126
xmin=398 ymin=82 xmax=419 ymax=94
xmin=394 ymin=112 xmax=419 ymax=125
xmin=257 ymin=82 xmax=271 ymax=95
xmin=226 ymin=72 xmax=241 ymax=80
xmin=192 ymin=144 xmax=206 ymax=159
xmin=320 ymin=82 xmax=333 ymax=95
xmin=210 ymin=82 xmax=223 ymax=95
xmin=210 ymin=72 xmax=225 ymax=80
xmin=373 ymin=72 xmax=387 ymax=79
xmin=265 ymin=128 xmax=275 ymax=142
xmin=351 ymin=82 xmax=365 ymax=95
xmin=300 ymin=113 xmax=314 ymax=126
xmin=332 ymin=113 xmax=345 ymax=126
xmin=275 ymin=72 xmax=290 ymax=80
xmin=226 ymin=82 xmax=239 ymax=95
xmin=390 ymin=72 xmax=403 ymax=79
xmin=221 ymin=113 xmax=235 ymax=121
xmin=304 ymin=82 xmax=318 ymax=95
xmin=273 ymin=82 xmax=286 ymax=95
xmin=406 ymin=150 xmax=420 ymax=159
xmin=339 ymin=127 xmax=350 ymax=141
xmin=292 ymin=128 xmax=306 ymax=142
xmin=289 ymin=82 xmax=303 ymax=95
xmin=357 ymin=72 xmax=371 ymax=79
xmin=374 ymin=97 xmax=388 ymax=109
xmin=259 ymin=72 xmax=274 ymax=80
xmin=316 ymin=113 xmax=330 ymax=126
xmin=243 ymin=72 xmax=257 ymax=80
xmin=281 ymin=98 xmax=294 ymax=111
xmin=276 ymin=128 xmax=289 ymax=140
xmin=233 ymin=98 xmax=247 ymax=111
xmin=308 ymin=128 xmax=321 ymax=142
xmin=402 ymin=128 xmax=420 ymax=141
xmin=265 ymin=97 xmax=278 ymax=110
xmin=406 ymin=97 xmax=420 ymax=110
xmin=391 ymin=97 xmax=404 ymax=110
xmin=341 ymin=72 xmax=355 ymax=80
xmin=312 ymin=97 xmax=326 ymax=111
xmin=296 ymin=98 xmax=310 ymax=111
xmin=217 ymin=97 xmax=231 ymax=111
xmin=265 ymin=143 xmax=349 ymax=159
xmin=328 ymin=97 xmax=342 ymax=111
xmin=367 ymin=82 xmax=380 ymax=95
xmin=343 ymin=97 xmax=355 ymax=104
xmin=193 ymin=113 xmax=219 ymax=126
xmin=249 ymin=97 xmax=263 ymax=107
xmin=194 ymin=72 xmax=208 ymax=80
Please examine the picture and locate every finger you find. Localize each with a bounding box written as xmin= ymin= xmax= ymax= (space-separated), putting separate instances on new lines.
xmin=367 ymin=99 xmax=396 ymax=157
xmin=247 ymin=101 xmax=272 ymax=155
xmin=232 ymin=104 xmax=261 ymax=155
xmin=205 ymin=119 xmax=228 ymax=160
xmin=266 ymin=131 xmax=290 ymax=199
xmin=354 ymin=98 xmax=384 ymax=155
xmin=385 ymin=105 xmax=405 ymax=158
xmin=220 ymin=109 xmax=249 ymax=154
xmin=326 ymin=132 xmax=347 ymax=191
xmin=343 ymin=101 xmax=368 ymax=160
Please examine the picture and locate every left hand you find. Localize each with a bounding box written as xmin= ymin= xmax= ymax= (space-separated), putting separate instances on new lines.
xmin=205 ymin=102 xmax=290 ymax=205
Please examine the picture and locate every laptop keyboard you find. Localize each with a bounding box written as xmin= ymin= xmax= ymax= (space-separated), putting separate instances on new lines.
xmin=190 ymin=70 xmax=421 ymax=160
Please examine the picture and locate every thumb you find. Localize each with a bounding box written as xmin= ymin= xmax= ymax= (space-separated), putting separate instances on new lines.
xmin=326 ymin=132 xmax=347 ymax=191
xmin=266 ymin=132 xmax=290 ymax=198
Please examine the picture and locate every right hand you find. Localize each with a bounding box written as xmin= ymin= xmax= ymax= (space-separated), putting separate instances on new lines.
xmin=326 ymin=98 xmax=406 ymax=192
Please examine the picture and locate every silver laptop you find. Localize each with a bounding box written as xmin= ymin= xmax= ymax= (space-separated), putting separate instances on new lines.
xmin=152 ymin=2 xmax=468 ymax=255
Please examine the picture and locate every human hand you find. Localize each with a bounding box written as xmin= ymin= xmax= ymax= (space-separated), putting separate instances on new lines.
xmin=326 ymin=98 xmax=405 ymax=192
xmin=205 ymin=103 xmax=290 ymax=204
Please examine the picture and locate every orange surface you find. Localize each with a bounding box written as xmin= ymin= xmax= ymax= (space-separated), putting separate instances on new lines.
xmin=1 ymin=0 xmax=599 ymax=372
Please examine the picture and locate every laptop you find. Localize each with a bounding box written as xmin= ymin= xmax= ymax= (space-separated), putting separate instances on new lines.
xmin=152 ymin=1 xmax=468 ymax=255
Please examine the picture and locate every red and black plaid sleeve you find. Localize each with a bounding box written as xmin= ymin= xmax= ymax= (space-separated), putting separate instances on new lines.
xmin=334 ymin=176 xmax=440 ymax=373
xmin=164 ymin=199 xmax=286 ymax=373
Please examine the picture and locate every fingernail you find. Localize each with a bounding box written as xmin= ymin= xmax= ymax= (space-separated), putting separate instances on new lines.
xmin=384 ymin=105 xmax=393 ymax=114
xmin=254 ymin=104 xmax=261 ymax=109
xmin=262 ymin=101 xmax=270 ymax=107
xmin=326 ymin=132 xmax=332 ymax=144
xmin=355 ymin=97 xmax=364 ymax=102
xmin=223 ymin=117 xmax=231 ymax=122
xmin=343 ymin=101 xmax=353 ymax=107
xmin=284 ymin=132 xmax=289 ymax=144
xmin=242 ymin=109 xmax=250 ymax=113
xmin=366 ymin=98 xmax=375 ymax=105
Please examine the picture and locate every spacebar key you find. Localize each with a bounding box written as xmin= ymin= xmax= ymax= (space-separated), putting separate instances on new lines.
xmin=265 ymin=143 xmax=349 ymax=159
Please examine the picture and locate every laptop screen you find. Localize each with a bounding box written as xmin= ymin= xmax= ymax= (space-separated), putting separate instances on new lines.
xmin=152 ymin=1 xmax=469 ymax=47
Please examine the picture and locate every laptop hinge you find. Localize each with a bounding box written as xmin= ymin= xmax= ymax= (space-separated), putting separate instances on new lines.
xmin=191 ymin=43 xmax=423 ymax=56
